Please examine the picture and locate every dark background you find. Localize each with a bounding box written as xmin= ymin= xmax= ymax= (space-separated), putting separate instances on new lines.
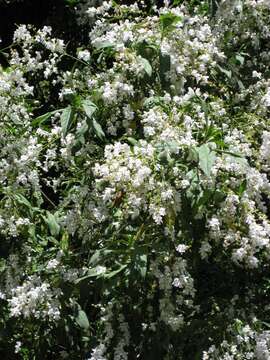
xmin=0 ymin=0 xmax=84 ymax=49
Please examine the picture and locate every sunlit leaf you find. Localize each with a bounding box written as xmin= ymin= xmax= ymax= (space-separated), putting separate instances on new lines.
xmin=196 ymin=144 xmax=216 ymax=177
xmin=138 ymin=57 xmax=152 ymax=77
xmin=60 ymin=106 xmax=74 ymax=137
xmin=75 ymin=310 xmax=90 ymax=330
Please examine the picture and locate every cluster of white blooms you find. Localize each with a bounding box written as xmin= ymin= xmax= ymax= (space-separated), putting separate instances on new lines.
xmin=113 ymin=314 xmax=130 ymax=360
xmin=87 ymin=344 xmax=107 ymax=360
xmin=94 ymin=141 xmax=182 ymax=224
xmin=215 ymin=0 xmax=270 ymax=79
xmin=101 ymin=79 xmax=134 ymax=106
xmin=150 ymin=255 xmax=195 ymax=332
xmin=203 ymin=323 xmax=270 ymax=360
xmin=260 ymin=131 xmax=270 ymax=170
xmin=8 ymin=276 xmax=61 ymax=321
xmin=86 ymin=1 xmax=112 ymax=18
xmin=141 ymin=107 xmax=168 ymax=138
xmin=262 ymin=87 xmax=270 ymax=107
xmin=202 ymin=187 xmax=270 ymax=268
xmin=78 ymin=49 xmax=91 ymax=62
xmin=11 ymin=25 xmax=64 ymax=79
xmin=0 ymin=215 xmax=31 ymax=238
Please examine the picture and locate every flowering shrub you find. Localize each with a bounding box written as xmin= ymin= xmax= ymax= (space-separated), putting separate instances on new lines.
xmin=1 ymin=0 xmax=270 ymax=359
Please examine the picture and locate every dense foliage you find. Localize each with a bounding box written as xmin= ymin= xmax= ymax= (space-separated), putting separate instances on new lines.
xmin=1 ymin=0 xmax=270 ymax=359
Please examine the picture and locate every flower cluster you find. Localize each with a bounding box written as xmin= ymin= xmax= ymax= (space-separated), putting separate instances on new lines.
xmin=8 ymin=275 xmax=61 ymax=321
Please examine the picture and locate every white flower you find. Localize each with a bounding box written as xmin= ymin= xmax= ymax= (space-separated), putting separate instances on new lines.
xmin=8 ymin=276 xmax=61 ymax=321
xmin=208 ymin=217 xmax=220 ymax=231
xmin=172 ymin=277 xmax=182 ymax=288
xmin=252 ymin=70 xmax=261 ymax=78
xmin=96 ymin=266 xmax=107 ymax=275
xmin=14 ymin=341 xmax=22 ymax=354
xmin=78 ymin=50 xmax=91 ymax=62
xmin=176 ymin=244 xmax=188 ymax=254
xmin=88 ymin=344 xmax=107 ymax=360
xmin=46 ymin=259 xmax=60 ymax=270
xmin=262 ymin=88 xmax=270 ymax=107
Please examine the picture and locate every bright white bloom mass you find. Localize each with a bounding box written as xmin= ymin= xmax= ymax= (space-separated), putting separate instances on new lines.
xmin=8 ymin=276 xmax=61 ymax=320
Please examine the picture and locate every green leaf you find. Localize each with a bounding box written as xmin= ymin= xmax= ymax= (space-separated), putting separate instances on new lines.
xmin=262 ymin=321 xmax=270 ymax=329
xmin=126 ymin=137 xmax=138 ymax=146
xmin=237 ymin=180 xmax=247 ymax=196
xmin=89 ymin=251 xmax=102 ymax=266
xmin=143 ymin=96 xmax=163 ymax=108
xmin=13 ymin=194 xmax=32 ymax=209
xmin=92 ymin=118 xmax=105 ymax=140
xmin=75 ymin=267 xmax=105 ymax=283
xmin=65 ymin=0 xmax=79 ymax=6
xmin=235 ymin=54 xmax=244 ymax=66
xmin=224 ymin=30 xmax=232 ymax=43
xmin=160 ymin=12 xmax=182 ymax=35
xmin=60 ymin=106 xmax=74 ymax=137
xmin=32 ymin=112 xmax=54 ymax=127
xmin=43 ymin=212 xmax=60 ymax=237
xmin=75 ymin=310 xmax=90 ymax=330
xmin=60 ymin=231 xmax=69 ymax=251
xmin=94 ymin=41 xmax=114 ymax=50
xmin=32 ymin=109 xmax=64 ymax=127
xmin=196 ymin=144 xmax=216 ymax=177
xmin=197 ymin=188 xmax=212 ymax=204
xmin=237 ymin=79 xmax=245 ymax=90
xmin=166 ymin=140 xmax=180 ymax=154
xmin=89 ymin=249 xmax=113 ymax=266
xmin=82 ymin=100 xmax=104 ymax=140
xmin=217 ymin=64 xmax=232 ymax=79
xmin=82 ymin=99 xmax=97 ymax=119
xmin=71 ymin=119 xmax=89 ymax=154
xmin=138 ymin=57 xmax=152 ymax=77
xmin=187 ymin=147 xmax=199 ymax=163
xmin=103 ymin=264 xmax=127 ymax=279
xmin=0 ymin=259 xmax=6 ymax=273
xmin=76 ymin=121 xmax=88 ymax=138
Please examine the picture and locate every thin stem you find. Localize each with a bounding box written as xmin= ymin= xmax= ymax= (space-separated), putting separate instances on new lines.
xmin=63 ymin=52 xmax=89 ymax=66
xmin=41 ymin=189 xmax=57 ymax=208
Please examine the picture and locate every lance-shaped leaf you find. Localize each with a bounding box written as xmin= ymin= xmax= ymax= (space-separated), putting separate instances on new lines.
xmin=82 ymin=99 xmax=105 ymax=140
xmin=138 ymin=57 xmax=152 ymax=77
xmin=196 ymin=144 xmax=216 ymax=177
xmin=61 ymin=106 xmax=74 ymax=137
xmin=13 ymin=194 xmax=32 ymax=209
xmin=43 ymin=212 xmax=60 ymax=237
xmin=32 ymin=108 xmax=65 ymax=127
xmin=217 ymin=64 xmax=232 ymax=79
xmin=32 ymin=111 xmax=54 ymax=127
xmin=75 ymin=309 xmax=90 ymax=330
xmin=92 ymin=118 xmax=105 ymax=140
xmin=94 ymin=41 xmax=114 ymax=50
xmin=103 ymin=264 xmax=127 ymax=279
xmin=75 ymin=266 xmax=107 ymax=283
xmin=82 ymin=99 xmax=97 ymax=118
